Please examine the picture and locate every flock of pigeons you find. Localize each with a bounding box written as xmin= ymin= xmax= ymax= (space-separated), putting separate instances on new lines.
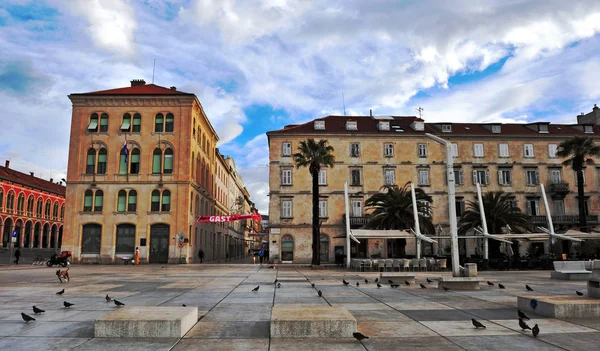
xmin=20 ymin=289 xmax=126 ymax=323
xmin=472 ymin=310 xmax=540 ymax=338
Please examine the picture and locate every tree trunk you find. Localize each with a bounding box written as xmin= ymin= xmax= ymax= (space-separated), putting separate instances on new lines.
xmin=312 ymin=168 xmax=320 ymax=265
xmin=577 ymin=170 xmax=587 ymax=232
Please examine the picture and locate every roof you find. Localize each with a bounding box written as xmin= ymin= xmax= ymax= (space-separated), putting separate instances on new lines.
xmin=0 ymin=165 xmax=66 ymax=196
xmin=267 ymin=115 xmax=599 ymax=137
xmin=71 ymin=84 xmax=194 ymax=96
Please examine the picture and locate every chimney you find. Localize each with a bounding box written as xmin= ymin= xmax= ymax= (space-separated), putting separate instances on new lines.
xmin=50 ymin=178 xmax=53 ymax=183
xmin=370 ymin=109 xmax=372 ymax=117
xmin=170 ymin=86 xmax=177 ymax=91
xmin=130 ymin=79 xmax=146 ymax=87
xmin=30 ymin=172 xmax=34 ymax=176
xmin=594 ymin=104 xmax=599 ymax=111
xmin=4 ymin=160 xmax=9 ymax=168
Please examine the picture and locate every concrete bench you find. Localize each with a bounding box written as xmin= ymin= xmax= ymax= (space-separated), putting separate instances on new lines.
xmin=438 ymin=277 xmax=483 ymax=290
xmin=551 ymin=261 xmax=591 ymax=281
xmin=95 ymin=306 xmax=198 ymax=338
xmin=518 ymin=295 xmax=600 ymax=318
xmin=380 ymin=273 xmax=416 ymax=283
xmin=271 ymin=306 xmax=356 ymax=338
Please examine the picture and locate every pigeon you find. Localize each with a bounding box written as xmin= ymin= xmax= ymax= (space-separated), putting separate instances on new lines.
xmin=353 ymin=332 xmax=369 ymax=341
xmin=277 ymin=283 xmax=281 ymax=288
xmin=519 ymin=318 xmax=532 ymax=331
xmin=311 ymin=283 xmax=315 ymax=288
xmin=388 ymin=280 xmax=394 ymax=284
xmin=343 ymin=280 xmax=350 ymax=286
xmin=56 ymin=289 xmax=65 ymax=295
xmin=472 ymin=318 xmax=486 ymax=329
xmin=252 ymin=286 xmax=260 ymax=292
xmin=443 ymin=286 xmax=450 ymax=291
xmin=390 ymin=284 xmax=400 ymax=288
xmin=105 ymin=294 xmax=112 ymax=303
xmin=375 ymin=278 xmax=379 ymax=283
xmin=182 ymin=304 xmax=187 ymax=307
xmin=318 ymin=290 xmax=322 ymax=297
xmin=364 ymin=279 xmax=369 ymax=284
xmin=576 ymin=291 xmax=584 ymax=296
xmin=518 ymin=310 xmax=530 ymax=320
xmin=32 ymin=306 xmax=45 ymax=314
xmin=114 ymin=299 xmax=125 ymax=307
xmin=532 ymin=324 xmax=539 ymax=337
xmin=426 ymin=278 xmax=433 ymax=284
xmin=498 ymin=284 xmax=506 ymax=289
xmin=274 ymin=279 xmax=278 ymax=284
xmin=526 ymin=284 xmax=533 ymax=292
xmin=487 ymin=281 xmax=495 ymax=286
xmin=63 ymin=301 xmax=74 ymax=308
xmin=377 ymin=283 xmax=382 ymax=288
xmin=405 ymin=280 xmax=410 ymax=286
xmin=21 ymin=313 xmax=35 ymax=322
xmin=356 ymin=282 xmax=360 ymax=287
xmin=420 ymin=283 xmax=427 ymax=289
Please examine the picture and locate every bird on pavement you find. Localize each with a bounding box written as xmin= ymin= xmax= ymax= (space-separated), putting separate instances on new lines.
xmin=364 ymin=279 xmax=369 ymax=284
xmin=21 ymin=313 xmax=35 ymax=323
xmin=56 ymin=289 xmax=65 ymax=295
xmin=498 ymin=284 xmax=506 ymax=289
xmin=518 ymin=310 xmax=530 ymax=320
xmin=420 ymin=283 xmax=427 ymax=289
xmin=32 ymin=306 xmax=44 ymax=314
xmin=375 ymin=278 xmax=379 ymax=283
xmin=277 ymin=283 xmax=281 ymax=288
xmin=274 ymin=279 xmax=278 ymax=284
xmin=353 ymin=332 xmax=369 ymax=341
xmin=114 ymin=299 xmax=125 ymax=307
xmin=390 ymin=284 xmax=400 ymax=288
xmin=377 ymin=283 xmax=382 ymax=288
xmin=311 ymin=283 xmax=315 ymax=288
xmin=252 ymin=286 xmax=260 ymax=292
xmin=487 ymin=281 xmax=495 ymax=286
xmin=472 ymin=318 xmax=486 ymax=329
xmin=318 ymin=290 xmax=322 ymax=297
xmin=182 ymin=304 xmax=187 ymax=307
xmin=105 ymin=294 xmax=112 ymax=303
xmin=388 ymin=280 xmax=394 ymax=284
xmin=576 ymin=291 xmax=584 ymax=296
xmin=405 ymin=280 xmax=410 ymax=286
xmin=519 ymin=318 xmax=532 ymax=331
xmin=63 ymin=301 xmax=74 ymax=308
xmin=526 ymin=284 xmax=534 ymax=292
xmin=443 ymin=286 xmax=450 ymax=291
xmin=426 ymin=278 xmax=433 ymax=284
xmin=532 ymin=324 xmax=539 ymax=337
xmin=356 ymin=282 xmax=359 ymax=287
xmin=343 ymin=280 xmax=350 ymax=286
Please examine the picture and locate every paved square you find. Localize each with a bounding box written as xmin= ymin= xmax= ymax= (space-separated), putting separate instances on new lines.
xmin=0 ymin=264 xmax=599 ymax=350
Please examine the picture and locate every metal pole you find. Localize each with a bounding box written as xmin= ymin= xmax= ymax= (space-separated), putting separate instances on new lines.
xmin=476 ymin=183 xmax=489 ymax=260
xmin=425 ymin=133 xmax=459 ymax=277
xmin=410 ymin=182 xmax=422 ymax=259
xmin=539 ymin=184 xmax=555 ymax=234
xmin=344 ymin=182 xmax=352 ymax=269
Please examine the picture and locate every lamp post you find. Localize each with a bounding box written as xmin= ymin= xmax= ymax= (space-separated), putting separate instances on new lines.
xmin=424 ymin=133 xmax=460 ymax=277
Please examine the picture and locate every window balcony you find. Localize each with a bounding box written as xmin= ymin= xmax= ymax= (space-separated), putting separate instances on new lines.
xmin=549 ymin=183 xmax=569 ymax=195
xmin=342 ymin=216 xmax=370 ymax=228
xmin=529 ymin=215 xmax=598 ymax=226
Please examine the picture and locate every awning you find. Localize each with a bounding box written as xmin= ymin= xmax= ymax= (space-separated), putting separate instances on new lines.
xmin=351 ymin=229 xmax=412 ymax=239
xmin=87 ymin=120 xmax=98 ymax=130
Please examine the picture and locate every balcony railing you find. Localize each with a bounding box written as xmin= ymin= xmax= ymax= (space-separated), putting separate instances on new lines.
xmin=342 ymin=216 xmax=370 ymax=228
xmin=529 ymin=215 xmax=598 ymax=226
xmin=549 ymin=182 xmax=569 ymax=194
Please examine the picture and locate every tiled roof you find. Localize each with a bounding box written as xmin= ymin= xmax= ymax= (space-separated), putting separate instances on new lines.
xmin=0 ymin=166 xmax=66 ymax=196
xmin=267 ymin=115 xmax=598 ymax=136
xmin=71 ymin=84 xmax=194 ymax=96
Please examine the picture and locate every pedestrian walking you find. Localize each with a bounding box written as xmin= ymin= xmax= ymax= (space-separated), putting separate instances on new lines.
xmin=135 ymin=247 xmax=140 ymax=265
xmin=14 ymin=248 xmax=21 ymax=265
xmin=198 ymin=248 xmax=204 ymax=263
xmin=259 ymin=249 xmax=264 ymax=264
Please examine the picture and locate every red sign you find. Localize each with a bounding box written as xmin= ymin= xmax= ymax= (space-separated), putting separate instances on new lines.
xmin=197 ymin=214 xmax=261 ymax=223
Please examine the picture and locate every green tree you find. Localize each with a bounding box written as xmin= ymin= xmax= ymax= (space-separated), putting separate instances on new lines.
xmin=293 ymin=138 xmax=335 ymax=265
xmin=364 ymin=182 xmax=435 ymax=234
xmin=458 ymin=191 xmax=530 ymax=235
xmin=556 ymin=136 xmax=600 ymax=232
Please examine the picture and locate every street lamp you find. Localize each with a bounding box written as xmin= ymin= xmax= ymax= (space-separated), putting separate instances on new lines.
xmin=424 ymin=133 xmax=460 ymax=277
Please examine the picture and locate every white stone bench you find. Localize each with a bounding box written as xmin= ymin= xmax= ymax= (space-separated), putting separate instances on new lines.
xmin=380 ymin=273 xmax=416 ymax=283
xmin=95 ymin=307 xmax=198 ymax=338
xmin=551 ymin=261 xmax=592 ymax=281
xmin=438 ymin=277 xmax=483 ymax=290
xmin=271 ymin=306 xmax=356 ymax=338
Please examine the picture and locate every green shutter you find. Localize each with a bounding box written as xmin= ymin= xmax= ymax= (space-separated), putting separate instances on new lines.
xmin=84 ymin=194 xmax=92 ymax=207
xmin=117 ymin=194 xmax=126 ymax=211
xmin=164 ymin=154 xmax=173 ymax=171
xmin=128 ymin=193 xmax=137 ymax=205
xmin=133 ymin=117 xmax=141 ymax=126
xmin=120 ymin=119 xmax=131 ymax=130
xmin=100 ymin=117 xmax=108 ymax=126
xmin=152 ymin=192 xmax=160 ymax=202
xmin=152 ymin=153 xmax=161 ymax=173
xmin=131 ymin=152 xmax=140 ymax=163
xmin=87 ymin=120 xmax=98 ymax=130
xmin=98 ymin=152 xmax=107 ymax=162
xmin=162 ymin=192 xmax=170 ymax=205
xmin=87 ymin=154 xmax=95 ymax=166
xmin=95 ymin=193 xmax=103 ymax=206
xmin=119 ymin=154 xmax=127 ymax=174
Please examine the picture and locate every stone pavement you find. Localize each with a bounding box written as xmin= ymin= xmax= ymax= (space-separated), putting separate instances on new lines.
xmin=0 ymin=264 xmax=599 ymax=350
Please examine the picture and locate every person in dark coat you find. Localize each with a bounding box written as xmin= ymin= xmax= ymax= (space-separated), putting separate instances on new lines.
xmin=14 ymin=248 xmax=21 ymax=265
xmin=198 ymin=248 xmax=205 ymax=263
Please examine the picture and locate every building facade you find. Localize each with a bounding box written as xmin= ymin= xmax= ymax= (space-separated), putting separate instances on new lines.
xmin=0 ymin=160 xmax=65 ymax=250
xmin=267 ymin=109 xmax=600 ymax=263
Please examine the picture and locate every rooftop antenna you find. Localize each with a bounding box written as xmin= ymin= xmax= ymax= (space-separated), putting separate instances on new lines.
xmin=152 ymin=59 xmax=156 ymax=84
xmin=416 ymin=106 xmax=424 ymax=119
xmin=342 ymin=93 xmax=347 ymax=116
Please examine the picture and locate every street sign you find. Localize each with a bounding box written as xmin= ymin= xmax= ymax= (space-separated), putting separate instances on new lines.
xmin=11 ymin=237 xmax=16 ymax=243
xmin=178 ymin=241 xmax=184 ymax=248
xmin=12 ymin=230 xmax=17 ymax=238
xmin=179 ymin=235 xmax=185 ymax=243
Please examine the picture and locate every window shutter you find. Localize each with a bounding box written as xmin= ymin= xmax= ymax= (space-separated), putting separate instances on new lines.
xmin=485 ymin=169 xmax=490 ymax=185
xmin=498 ymin=170 xmax=503 ymax=185
xmin=472 ymin=170 xmax=477 ymax=185
xmin=459 ymin=170 xmax=464 ymax=185
xmin=535 ymin=171 xmax=540 ymax=185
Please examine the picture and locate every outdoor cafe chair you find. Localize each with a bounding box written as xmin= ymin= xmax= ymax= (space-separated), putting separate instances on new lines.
xmin=392 ymin=259 xmax=401 ymax=272
xmin=437 ymin=258 xmax=447 ymax=271
xmin=410 ymin=259 xmax=419 ymax=271
xmin=385 ymin=259 xmax=394 ymax=272
xmin=419 ymin=258 xmax=428 ymax=271
xmin=402 ymin=259 xmax=411 ymax=271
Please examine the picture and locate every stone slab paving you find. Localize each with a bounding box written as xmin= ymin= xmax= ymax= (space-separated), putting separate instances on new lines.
xmin=0 ymin=264 xmax=599 ymax=350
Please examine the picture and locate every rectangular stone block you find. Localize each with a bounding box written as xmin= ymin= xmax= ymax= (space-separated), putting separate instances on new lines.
xmin=550 ymin=271 xmax=592 ymax=280
xmin=380 ymin=273 xmax=416 ymax=283
xmin=271 ymin=306 xmax=356 ymax=338
xmin=95 ymin=307 xmax=198 ymax=338
xmin=518 ymin=295 xmax=600 ymax=318
xmin=437 ymin=277 xmax=482 ymax=290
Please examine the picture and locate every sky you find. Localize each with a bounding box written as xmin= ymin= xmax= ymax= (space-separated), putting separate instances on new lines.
xmin=1 ymin=0 xmax=600 ymax=215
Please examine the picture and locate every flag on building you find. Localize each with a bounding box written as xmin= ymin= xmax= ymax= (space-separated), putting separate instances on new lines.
xmin=121 ymin=140 xmax=128 ymax=162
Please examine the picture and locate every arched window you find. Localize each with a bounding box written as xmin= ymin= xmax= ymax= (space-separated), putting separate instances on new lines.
xmin=6 ymin=191 xmax=14 ymax=212
xmin=99 ymin=113 xmax=109 ymax=132
xmin=164 ymin=148 xmax=173 ymax=174
xmin=117 ymin=190 xmax=127 ymax=212
xmin=86 ymin=148 xmax=96 ymax=174
xmin=130 ymin=148 xmax=140 ymax=174
xmin=60 ymin=204 xmax=65 ymax=220
xmin=88 ymin=113 xmax=99 ymax=132
xmin=281 ymin=234 xmax=294 ymax=261
xmin=0 ymin=189 xmax=3 ymax=210
xmin=128 ymin=190 xmax=137 ymax=212
xmin=116 ymin=224 xmax=135 ymax=254
xmin=53 ymin=201 xmax=59 ymax=220
xmin=81 ymin=223 xmax=102 ymax=254
xmin=97 ymin=148 xmax=107 ymax=174
xmin=151 ymin=190 xmax=160 ymax=211
xmin=119 ymin=148 xmax=127 ymax=175
xmin=132 ymin=113 xmax=141 ymax=132
xmin=94 ymin=190 xmax=103 ymax=212
xmin=45 ymin=199 xmax=51 ymax=218
xmin=161 ymin=190 xmax=171 ymax=211
xmin=155 ymin=113 xmax=164 ymax=132
xmin=121 ymin=113 xmax=131 ymax=132
xmin=17 ymin=193 xmax=25 ymax=215
xmin=36 ymin=198 xmax=43 ymax=217
xmin=152 ymin=148 xmax=162 ymax=174
xmin=190 ymin=191 xmax=193 ymax=213
xmin=27 ymin=195 xmax=34 ymax=216
xmin=165 ymin=113 xmax=174 ymax=132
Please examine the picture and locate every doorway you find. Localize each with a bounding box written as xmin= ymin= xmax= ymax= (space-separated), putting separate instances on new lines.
xmin=150 ymin=224 xmax=170 ymax=263
xmin=320 ymin=234 xmax=330 ymax=263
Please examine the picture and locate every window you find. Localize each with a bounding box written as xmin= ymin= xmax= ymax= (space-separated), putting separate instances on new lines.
xmin=36 ymin=198 xmax=43 ymax=217
xmin=88 ymin=113 xmax=99 ymax=132
xmin=474 ymin=143 xmax=484 ymax=157
xmin=455 ymin=199 xmax=465 ymax=217
xmin=281 ymin=169 xmax=292 ymax=185
xmin=163 ymin=148 xmax=173 ymax=174
xmin=281 ymin=234 xmax=294 ymax=261
xmin=97 ymin=148 xmax=107 ymax=174
xmin=151 ymin=190 xmax=160 ymax=211
xmin=5 ymin=191 xmax=14 ymax=212
xmin=351 ymin=169 xmax=361 ymax=185
xmin=17 ymin=194 xmax=24 ymax=215
xmin=128 ymin=190 xmax=137 ymax=212
xmin=152 ymin=148 xmax=162 ymax=174
xmin=552 ymin=200 xmax=565 ymax=215
xmin=351 ymin=200 xmax=362 ymax=217
xmin=526 ymin=198 xmax=540 ymax=216
xmin=44 ymin=200 xmax=51 ymax=218
xmin=161 ymin=190 xmax=171 ymax=211
xmin=498 ymin=143 xmax=509 ymax=158
xmin=165 ymin=113 xmax=174 ymax=132
xmin=282 ymin=142 xmax=292 ymax=156
xmin=498 ymin=169 xmax=512 ymax=185
xmin=81 ymin=224 xmax=102 ymax=254
xmin=99 ymin=113 xmax=108 ymax=132
xmin=418 ymin=169 xmax=429 ymax=186
xmin=524 ymin=144 xmax=534 ymax=158
xmin=550 ymin=169 xmax=561 ymax=184
xmin=418 ymin=200 xmax=431 ymax=217
xmin=453 ymin=169 xmax=464 ymax=185
xmin=155 ymin=113 xmax=164 ymax=132
xmin=121 ymin=113 xmax=131 ymax=132
xmin=119 ymin=150 xmax=127 ymax=175
xmin=86 ymin=148 xmax=96 ymax=174
xmin=281 ymin=200 xmax=292 ymax=218
xmin=384 ymin=169 xmax=395 ymax=185
xmin=538 ymin=124 xmax=549 ymax=133
xmin=314 ymin=120 xmax=325 ymax=130
xmin=132 ymin=113 xmax=141 ymax=132
xmin=350 ymin=143 xmax=360 ymax=157
xmin=451 ymin=143 xmax=458 ymax=158
xmin=577 ymin=197 xmax=590 ymax=216
xmin=346 ymin=121 xmax=357 ymax=130
xmin=472 ymin=169 xmax=489 ymax=185
xmin=526 ymin=169 xmax=540 ymax=186
xmin=548 ymin=144 xmax=558 ymax=158
xmin=442 ymin=124 xmax=452 ymax=132
xmin=319 ymin=200 xmax=327 ymax=218
xmin=0 ymin=190 xmax=3 ymax=211
xmin=130 ymin=148 xmax=140 ymax=174
xmin=491 ymin=125 xmax=501 ymax=133
xmin=384 ymin=143 xmax=394 ymax=157
xmin=27 ymin=195 xmax=34 ymax=216
xmin=318 ymin=169 xmax=327 ymax=185
xmin=83 ymin=190 xmax=94 ymax=212
xmin=116 ymin=224 xmax=135 ymax=254
xmin=584 ymin=125 xmax=594 ymax=133
xmin=418 ymin=143 xmax=427 ymax=157
xmin=378 ymin=121 xmax=390 ymax=130
xmin=94 ymin=190 xmax=103 ymax=212
xmin=575 ymin=170 xmax=586 ymax=186
xmin=52 ymin=201 xmax=58 ymax=220
xmin=117 ymin=190 xmax=127 ymax=212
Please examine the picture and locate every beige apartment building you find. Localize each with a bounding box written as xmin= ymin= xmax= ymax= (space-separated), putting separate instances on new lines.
xmin=63 ymin=79 xmax=250 ymax=264
xmin=267 ymin=106 xmax=600 ymax=264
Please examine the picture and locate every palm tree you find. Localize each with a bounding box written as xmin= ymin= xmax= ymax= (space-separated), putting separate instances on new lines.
xmin=364 ymin=182 xmax=435 ymax=234
xmin=293 ymin=138 xmax=335 ymax=265
xmin=458 ymin=191 xmax=530 ymax=235
xmin=557 ymin=136 xmax=600 ymax=232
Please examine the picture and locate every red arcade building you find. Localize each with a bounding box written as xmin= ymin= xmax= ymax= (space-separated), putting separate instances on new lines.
xmin=0 ymin=160 xmax=66 ymax=251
